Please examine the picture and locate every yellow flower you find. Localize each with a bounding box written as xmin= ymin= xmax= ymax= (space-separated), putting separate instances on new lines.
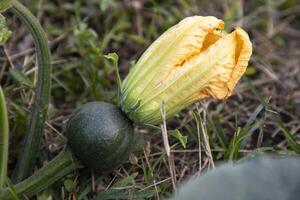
xmin=121 ymin=16 xmax=252 ymax=125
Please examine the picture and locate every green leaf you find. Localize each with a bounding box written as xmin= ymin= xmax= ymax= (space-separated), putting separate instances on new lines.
xmin=0 ymin=0 xmax=11 ymax=13
xmin=169 ymin=156 xmax=300 ymax=200
xmin=9 ymin=68 xmax=33 ymax=88
xmin=95 ymin=189 xmax=157 ymax=200
xmin=37 ymin=188 xmax=53 ymax=200
xmin=6 ymin=177 xmax=20 ymax=200
xmin=225 ymin=103 xmax=265 ymax=160
xmin=0 ymin=87 xmax=9 ymax=189
xmin=0 ymin=14 xmax=11 ymax=45
xmin=207 ymin=114 xmax=227 ymax=148
xmin=169 ymin=129 xmax=187 ymax=148
xmin=98 ymin=0 xmax=116 ymax=11
xmin=245 ymin=66 xmax=256 ymax=76
xmin=104 ymin=52 xmax=122 ymax=104
xmin=244 ymin=76 xmax=300 ymax=153
xmin=95 ymin=173 xmax=157 ymax=200
xmin=111 ymin=172 xmax=138 ymax=189
xmin=63 ymin=179 xmax=73 ymax=192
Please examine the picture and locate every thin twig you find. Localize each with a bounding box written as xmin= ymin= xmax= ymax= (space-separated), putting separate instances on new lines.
xmin=143 ymin=149 xmax=160 ymax=200
xmin=196 ymin=105 xmax=215 ymax=168
xmin=194 ymin=107 xmax=202 ymax=175
xmin=138 ymin=177 xmax=172 ymax=192
xmin=160 ymin=103 xmax=177 ymax=191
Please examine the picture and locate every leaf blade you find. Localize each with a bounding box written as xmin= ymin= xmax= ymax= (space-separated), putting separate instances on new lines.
xmin=0 ymin=14 xmax=11 ymax=45
xmin=0 ymin=0 xmax=12 ymax=13
xmin=0 ymin=86 xmax=9 ymax=189
xmin=169 ymin=129 xmax=187 ymax=148
xmin=9 ymin=68 xmax=33 ymax=88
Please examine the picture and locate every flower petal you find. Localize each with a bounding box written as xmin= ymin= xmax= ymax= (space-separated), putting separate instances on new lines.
xmin=135 ymin=29 xmax=239 ymax=124
xmin=122 ymin=16 xmax=224 ymax=108
xmin=186 ymin=27 xmax=252 ymax=103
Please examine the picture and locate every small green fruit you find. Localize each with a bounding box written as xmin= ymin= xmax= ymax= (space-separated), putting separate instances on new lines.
xmin=65 ymin=102 xmax=134 ymax=172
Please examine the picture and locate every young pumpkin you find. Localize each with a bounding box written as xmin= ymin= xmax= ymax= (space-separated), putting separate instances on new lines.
xmin=65 ymin=102 xmax=134 ymax=171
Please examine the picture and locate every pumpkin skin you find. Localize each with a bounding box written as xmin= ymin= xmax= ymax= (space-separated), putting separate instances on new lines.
xmin=169 ymin=156 xmax=300 ymax=200
xmin=65 ymin=102 xmax=134 ymax=171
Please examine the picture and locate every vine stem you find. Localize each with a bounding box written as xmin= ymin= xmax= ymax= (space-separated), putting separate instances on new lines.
xmin=0 ymin=149 xmax=76 ymax=200
xmin=10 ymin=0 xmax=52 ymax=182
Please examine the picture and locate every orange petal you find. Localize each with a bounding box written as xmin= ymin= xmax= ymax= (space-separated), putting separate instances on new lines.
xmin=186 ymin=27 xmax=252 ymax=103
xmin=122 ymin=16 xmax=224 ymax=103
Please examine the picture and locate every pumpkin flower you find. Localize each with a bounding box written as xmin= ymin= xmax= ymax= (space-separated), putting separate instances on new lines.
xmin=120 ymin=16 xmax=252 ymax=125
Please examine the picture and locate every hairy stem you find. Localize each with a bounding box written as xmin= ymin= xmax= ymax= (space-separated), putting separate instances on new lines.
xmin=10 ymin=0 xmax=52 ymax=182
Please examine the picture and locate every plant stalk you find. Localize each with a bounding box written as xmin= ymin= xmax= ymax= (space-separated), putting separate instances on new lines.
xmin=10 ymin=0 xmax=52 ymax=182
xmin=0 ymin=87 xmax=9 ymax=190
xmin=0 ymin=149 xmax=76 ymax=200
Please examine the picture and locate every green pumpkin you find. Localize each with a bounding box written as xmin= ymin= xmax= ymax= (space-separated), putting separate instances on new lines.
xmin=65 ymin=102 xmax=134 ymax=171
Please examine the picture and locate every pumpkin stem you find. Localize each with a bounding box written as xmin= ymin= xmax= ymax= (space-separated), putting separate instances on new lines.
xmin=0 ymin=149 xmax=77 ymax=200
xmin=10 ymin=0 xmax=52 ymax=182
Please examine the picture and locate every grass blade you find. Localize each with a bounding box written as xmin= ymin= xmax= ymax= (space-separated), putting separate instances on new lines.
xmin=9 ymin=68 xmax=33 ymax=88
xmin=0 ymin=86 xmax=9 ymax=189
xmin=6 ymin=178 xmax=20 ymax=200
xmin=244 ymin=77 xmax=300 ymax=153
xmin=0 ymin=0 xmax=12 ymax=13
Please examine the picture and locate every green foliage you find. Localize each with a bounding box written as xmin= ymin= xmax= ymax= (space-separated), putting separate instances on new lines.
xmin=5 ymin=178 xmax=20 ymax=200
xmin=0 ymin=14 xmax=11 ymax=45
xmin=0 ymin=87 xmax=9 ymax=189
xmin=244 ymin=77 xmax=300 ymax=153
xmin=9 ymin=68 xmax=33 ymax=88
xmin=225 ymin=103 xmax=265 ymax=160
xmin=104 ymin=53 xmax=122 ymax=104
xmin=63 ymin=178 xmax=73 ymax=193
xmin=95 ymin=173 xmax=157 ymax=200
xmin=70 ymin=20 xmax=129 ymax=101
xmin=37 ymin=189 xmax=53 ymax=200
xmin=170 ymin=156 xmax=300 ymax=200
xmin=0 ymin=0 xmax=10 ymax=44
xmin=169 ymin=130 xmax=187 ymax=148
xmin=0 ymin=0 xmax=11 ymax=13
